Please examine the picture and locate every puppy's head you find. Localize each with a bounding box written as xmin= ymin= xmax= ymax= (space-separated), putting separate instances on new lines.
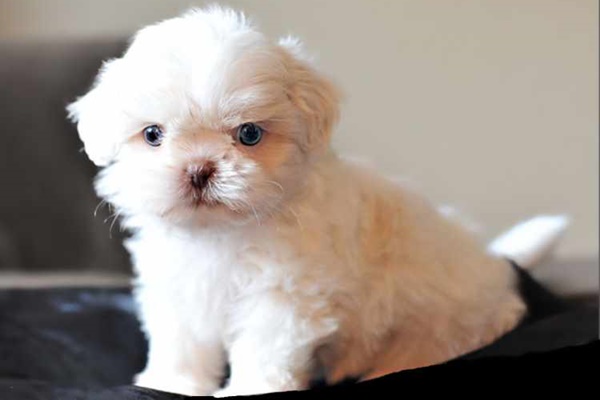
xmin=68 ymin=7 xmax=339 ymax=227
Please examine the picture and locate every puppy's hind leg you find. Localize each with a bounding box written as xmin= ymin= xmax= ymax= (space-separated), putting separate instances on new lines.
xmin=362 ymin=293 xmax=527 ymax=380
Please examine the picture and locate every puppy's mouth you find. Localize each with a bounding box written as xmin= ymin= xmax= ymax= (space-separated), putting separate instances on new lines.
xmin=188 ymin=191 xmax=217 ymax=207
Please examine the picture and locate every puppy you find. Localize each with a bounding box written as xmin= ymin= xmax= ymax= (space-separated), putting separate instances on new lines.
xmin=68 ymin=6 xmax=566 ymax=397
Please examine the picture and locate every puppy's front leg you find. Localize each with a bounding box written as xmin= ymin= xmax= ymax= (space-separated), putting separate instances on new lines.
xmin=215 ymin=294 xmax=337 ymax=397
xmin=135 ymin=326 xmax=225 ymax=396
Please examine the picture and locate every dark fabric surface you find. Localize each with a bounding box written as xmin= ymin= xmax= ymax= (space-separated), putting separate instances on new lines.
xmin=0 ymin=40 xmax=130 ymax=273
xmin=1 ymin=343 xmax=597 ymax=400
xmin=0 ymin=289 xmax=146 ymax=388
xmin=509 ymin=260 xmax=568 ymax=323
xmin=0 ymin=287 xmax=597 ymax=399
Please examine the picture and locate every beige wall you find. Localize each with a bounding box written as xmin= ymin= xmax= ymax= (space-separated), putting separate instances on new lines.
xmin=1 ymin=0 xmax=597 ymax=259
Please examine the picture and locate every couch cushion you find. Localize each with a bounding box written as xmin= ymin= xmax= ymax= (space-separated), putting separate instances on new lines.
xmin=0 ymin=40 xmax=130 ymax=273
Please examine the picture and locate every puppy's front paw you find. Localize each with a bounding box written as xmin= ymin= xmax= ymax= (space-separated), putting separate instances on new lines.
xmin=213 ymin=383 xmax=280 ymax=398
xmin=135 ymin=370 xmax=218 ymax=396
xmin=212 ymin=387 xmax=237 ymax=398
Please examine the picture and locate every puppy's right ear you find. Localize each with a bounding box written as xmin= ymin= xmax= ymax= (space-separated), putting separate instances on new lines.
xmin=67 ymin=59 xmax=129 ymax=167
xmin=277 ymin=37 xmax=341 ymax=152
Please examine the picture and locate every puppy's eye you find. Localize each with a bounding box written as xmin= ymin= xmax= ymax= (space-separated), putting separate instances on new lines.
xmin=237 ymin=123 xmax=263 ymax=146
xmin=143 ymin=125 xmax=164 ymax=147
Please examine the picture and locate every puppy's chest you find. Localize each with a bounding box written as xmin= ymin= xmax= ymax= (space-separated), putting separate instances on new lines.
xmin=132 ymin=228 xmax=319 ymax=322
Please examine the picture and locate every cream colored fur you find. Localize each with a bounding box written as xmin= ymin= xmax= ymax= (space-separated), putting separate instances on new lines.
xmin=67 ymin=6 xmax=549 ymax=397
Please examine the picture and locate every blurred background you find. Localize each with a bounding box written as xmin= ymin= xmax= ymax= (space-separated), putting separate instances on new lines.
xmin=0 ymin=1 xmax=597 ymax=293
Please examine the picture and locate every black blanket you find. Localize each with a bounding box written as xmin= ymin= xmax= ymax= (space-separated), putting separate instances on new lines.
xmin=0 ymin=288 xmax=597 ymax=399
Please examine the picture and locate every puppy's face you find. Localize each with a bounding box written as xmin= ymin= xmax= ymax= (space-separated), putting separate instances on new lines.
xmin=68 ymin=8 xmax=339 ymax=227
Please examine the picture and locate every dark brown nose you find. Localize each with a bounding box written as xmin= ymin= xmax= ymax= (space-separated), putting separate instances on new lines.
xmin=189 ymin=162 xmax=215 ymax=189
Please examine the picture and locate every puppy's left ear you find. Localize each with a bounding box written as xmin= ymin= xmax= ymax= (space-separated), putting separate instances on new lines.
xmin=278 ymin=37 xmax=341 ymax=151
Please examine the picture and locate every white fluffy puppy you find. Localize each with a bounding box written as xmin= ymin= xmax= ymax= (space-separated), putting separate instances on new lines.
xmin=68 ymin=6 xmax=559 ymax=397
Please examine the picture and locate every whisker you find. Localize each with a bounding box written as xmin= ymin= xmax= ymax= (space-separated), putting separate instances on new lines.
xmin=237 ymin=198 xmax=261 ymax=225
xmin=109 ymin=211 xmax=121 ymax=239
xmin=267 ymin=180 xmax=285 ymax=196
xmin=93 ymin=200 xmax=107 ymax=218
xmin=288 ymin=206 xmax=303 ymax=231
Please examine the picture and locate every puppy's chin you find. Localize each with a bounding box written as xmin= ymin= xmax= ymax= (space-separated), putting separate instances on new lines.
xmin=115 ymin=194 xmax=275 ymax=231
xmin=161 ymin=204 xmax=257 ymax=230
xmin=162 ymin=196 xmax=279 ymax=230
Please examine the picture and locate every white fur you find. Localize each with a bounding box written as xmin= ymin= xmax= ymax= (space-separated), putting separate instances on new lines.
xmin=68 ymin=7 xmax=550 ymax=396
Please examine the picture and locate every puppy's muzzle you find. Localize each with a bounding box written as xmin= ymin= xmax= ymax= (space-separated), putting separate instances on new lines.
xmin=188 ymin=162 xmax=216 ymax=190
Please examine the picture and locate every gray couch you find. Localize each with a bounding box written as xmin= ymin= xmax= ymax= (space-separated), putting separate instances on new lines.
xmin=0 ymin=40 xmax=129 ymax=275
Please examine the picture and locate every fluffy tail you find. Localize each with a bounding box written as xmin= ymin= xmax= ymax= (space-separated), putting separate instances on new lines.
xmin=487 ymin=215 xmax=570 ymax=270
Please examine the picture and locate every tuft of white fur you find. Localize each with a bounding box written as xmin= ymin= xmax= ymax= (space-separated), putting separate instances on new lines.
xmin=488 ymin=215 xmax=570 ymax=270
xmin=67 ymin=6 xmax=563 ymax=397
